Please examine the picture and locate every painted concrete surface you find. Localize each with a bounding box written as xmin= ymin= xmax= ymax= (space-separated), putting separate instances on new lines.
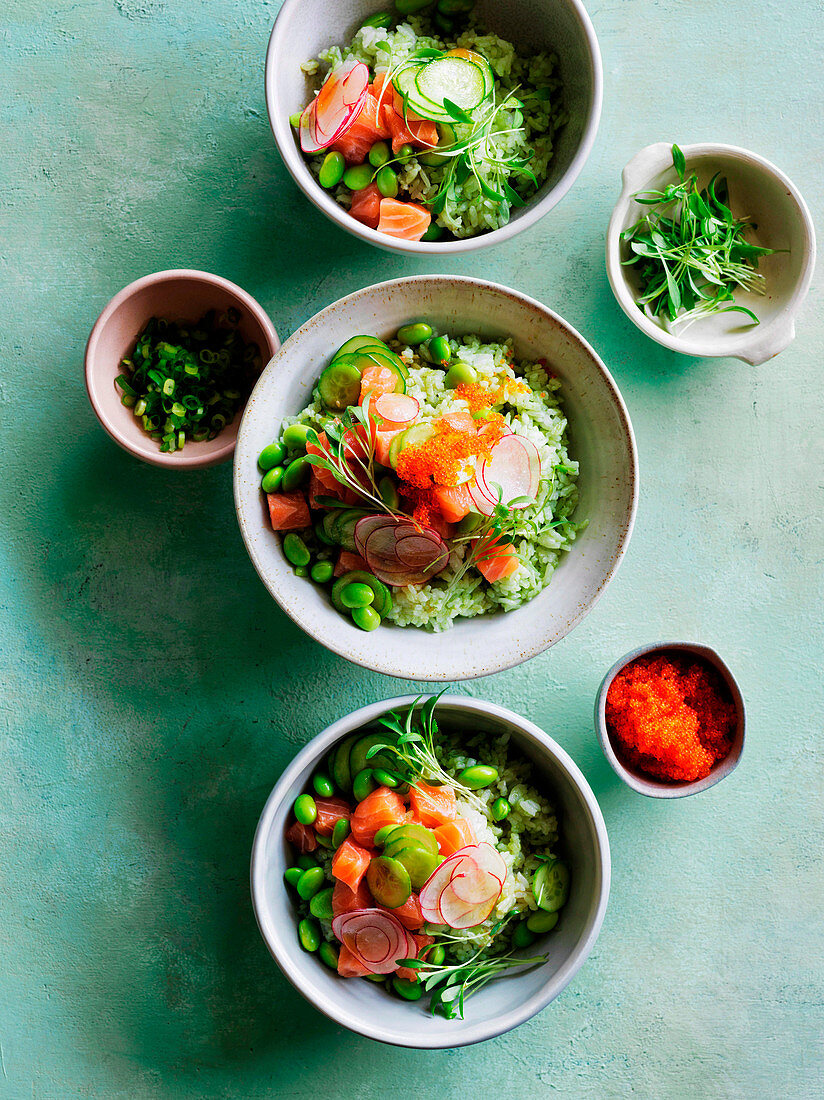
xmin=1 ymin=0 xmax=822 ymax=1096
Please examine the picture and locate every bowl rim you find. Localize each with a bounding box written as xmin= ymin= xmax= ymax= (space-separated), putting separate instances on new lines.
xmin=250 ymin=693 xmax=611 ymax=1047
xmin=594 ymin=640 xmax=746 ymax=798
xmin=264 ymin=0 xmax=603 ymax=256
xmin=233 ymin=273 xmax=639 ymax=681
xmin=84 ymin=268 xmax=280 ymax=469
xmin=605 ymin=141 xmax=817 ymax=365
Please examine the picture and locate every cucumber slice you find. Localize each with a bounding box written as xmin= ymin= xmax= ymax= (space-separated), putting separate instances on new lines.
xmin=332 ymin=508 xmax=369 ymax=552
xmin=387 ymin=430 xmax=407 ymax=470
xmin=330 ymin=733 xmax=361 ymax=794
xmin=360 ymin=349 xmax=409 ymax=379
xmin=331 ymin=570 xmax=392 ymax=617
xmin=533 ymin=859 xmax=570 ymax=913
xmin=367 ymin=856 xmax=412 ymax=908
xmin=397 ymin=421 xmax=436 ymax=454
xmin=416 ymin=57 xmax=488 ymax=114
xmin=349 ymin=732 xmax=398 ymax=779
xmin=334 ymin=335 xmax=391 ymax=357
xmin=318 ymin=356 xmax=362 ymax=410
xmin=382 ymin=822 xmax=439 ymax=856
xmin=389 ymin=844 xmax=441 ymax=889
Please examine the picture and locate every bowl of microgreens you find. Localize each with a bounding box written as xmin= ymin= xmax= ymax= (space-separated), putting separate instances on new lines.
xmin=85 ymin=270 xmax=280 ymax=468
xmin=606 ymin=142 xmax=815 ymax=364
xmin=234 ymin=274 xmax=637 ymax=680
xmin=251 ymin=693 xmax=610 ymax=1047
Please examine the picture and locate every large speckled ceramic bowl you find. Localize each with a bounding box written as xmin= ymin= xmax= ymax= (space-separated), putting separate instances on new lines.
xmin=251 ymin=695 xmax=611 ymax=1047
xmin=234 ymin=276 xmax=637 ymax=681
xmin=265 ymin=0 xmax=602 ymax=255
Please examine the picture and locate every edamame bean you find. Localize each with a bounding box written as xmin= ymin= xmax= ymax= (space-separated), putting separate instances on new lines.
xmin=457 ymin=764 xmax=499 ymax=790
xmin=261 ymin=466 xmax=284 ymax=493
xmin=379 ymin=476 xmax=399 ymax=510
xmin=258 ymin=442 xmax=286 ymax=470
xmin=376 ymin=164 xmax=399 ymax=198
xmin=309 ymin=886 xmax=335 ymax=920
xmin=352 ymin=768 xmax=377 ymax=803
xmin=284 ymin=866 xmax=303 ymax=888
xmin=282 ymin=423 xmax=311 ymax=451
xmin=343 ymin=163 xmax=374 ymax=191
xmin=369 ymin=140 xmax=391 ymax=168
xmin=396 ymin=143 xmax=415 ymax=164
xmin=352 ymin=605 xmax=381 ymax=632
xmin=341 ymin=582 xmax=375 ymax=608
xmin=395 ymin=0 xmax=432 ymax=15
xmin=426 ymin=944 xmax=445 ymax=965
xmin=444 ymin=361 xmax=477 ymax=388
xmin=512 ymin=920 xmax=537 ymax=949
xmin=426 ymin=335 xmax=451 ymax=366
xmin=311 ymin=560 xmax=334 ymax=585
xmin=397 ymin=322 xmax=433 ymax=346
xmin=420 ymin=222 xmax=444 ymax=241
xmin=373 ymin=824 xmax=395 ymax=847
xmin=319 ymin=151 xmax=346 ymax=189
xmin=283 ymin=533 xmax=311 ymax=568
xmin=282 ymin=455 xmax=310 ymax=491
xmin=298 ymin=917 xmax=321 ymax=953
xmin=312 ymin=772 xmax=335 ymax=798
xmin=392 ymin=976 xmax=423 ymax=1000
xmin=296 ymin=854 xmax=318 ymax=870
xmin=491 ymin=797 xmax=511 ymax=821
xmin=331 ymin=818 xmax=350 ymax=848
xmin=319 ymin=940 xmax=339 ymax=969
xmin=293 ymin=793 xmax=317 ymax=825
xmin=294 ymin=565 xmax=309 ymax=577
xmin=372 ymin=768 xmax=398 ymax=788
xmin=526 ymin=910 xmax=559 ymax=934
xmin=362 ymin=11 xmax=393 ymax=29
xmin=438 ymin=0 xmax=475 ymax=13
xmin=297 ymin=866 xmax=325 ymax=901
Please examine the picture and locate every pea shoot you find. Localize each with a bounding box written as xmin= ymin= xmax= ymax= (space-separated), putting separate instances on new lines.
xmin=621 ymin=144 xmax=777 ymax=329
xmin=115 ymin=309 xmax=260 ymax=453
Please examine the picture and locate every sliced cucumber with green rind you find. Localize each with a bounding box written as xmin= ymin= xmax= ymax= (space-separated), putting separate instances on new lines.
xmin=349 ymin=732 xmax=398 ymax=778
xmin=383 ymin=822 xmax=439 ymax=856
xmin=360 ymin=349 xmax=408 ymax=378
xmin=332 ymin=508 xmax=370 ymax=552
xmin=331 ymin=571 xmax=392 ymax=617
xmin=389 ymin=844 xmax=441 ymax=889
xmin=318 ymin=355 xmax=362 ymax=410
xmin=334 ymin=335 xmax=391 ymax=357
xmin=416 ymin=57 xmax=488 ymax=113
xmin=366 ymin=855 xmax=412 ymax=908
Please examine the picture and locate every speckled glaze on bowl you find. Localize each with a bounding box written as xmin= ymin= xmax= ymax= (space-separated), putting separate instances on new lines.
xmin=85 ymin=270 xmax=280 ymax=468
xmin=595 ymin=641 xmax=746 ymax=798
xmin=265 ymin=0 xmax=602 ymax=256
xmin=251 ymin=695 xmax=611 ymax=1048
xmin=606 ymin=143 xmax=816 ymax=364
xmin=234 ymin=275 xmax=638 ymax=681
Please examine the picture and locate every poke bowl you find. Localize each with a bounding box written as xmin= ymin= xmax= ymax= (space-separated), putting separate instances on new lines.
xmin=265 ymin=0 xmax=603 ymax=254
xmin=251 ymin=694 xmax=611 ymax=1047
xmin=233 ymin=275 xmax=638 ymax=681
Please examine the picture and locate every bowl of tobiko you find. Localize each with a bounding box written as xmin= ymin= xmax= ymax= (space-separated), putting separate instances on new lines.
xmin=265 ymin=0 xmax=603 ymax=255
xmin=251 ymin=695 xmax=611 ymax=1047
xmin=234 ymin=276 xmax=637 ymax=680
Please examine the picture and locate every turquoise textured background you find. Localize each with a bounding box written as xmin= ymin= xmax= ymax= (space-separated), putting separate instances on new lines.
xmin=1 ymin=0 xmax=822 ymax=1096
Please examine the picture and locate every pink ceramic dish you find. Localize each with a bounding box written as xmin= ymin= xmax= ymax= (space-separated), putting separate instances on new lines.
xmin=85 ymin=270 xmax=280 ymax=468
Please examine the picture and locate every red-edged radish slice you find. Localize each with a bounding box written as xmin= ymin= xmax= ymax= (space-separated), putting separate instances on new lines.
xmin=438 ymin=888 xmax=498 ymax=929
xmin=374 ymin=393 xmax=419 ymax=427
xmin=395 ymin=533 xmax=447 ymax=569
xmin=467 ymin=478 xmax=497 ymax=517
xmin=479 ymin=435 xmax=541 ymax=509
xmin=419 ymin=855 xmax=462 ymax=922
xmin=471 ymin=841 xmax=507 ymax=884
xmin=299 ymin=101 xmax=326 ymax=154
xmin=354 ymin=515 xmax=396 ymax=559
xmin=314 ymin=59 xmax=370 ymax=144
xmin=331 ymin=908 xmax=415 ymax=974
xmin=447 ymin=857 xmax=490 ymax=904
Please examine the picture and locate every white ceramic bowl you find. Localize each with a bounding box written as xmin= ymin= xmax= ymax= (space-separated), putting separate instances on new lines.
xmin=85 ymin=270 xmax=280 ymax=468
xmin=594 ymin=641 xmax=746 ymax=798
xmin=606 ymin=143 xmax=816 ymax=365
xmin=265 ymin=0 xmax=602 ymax=255
xmin=234 ymin=275 xmax=638 ymax=681
xmin=251 ymin=695 xmax=611 ymax=1047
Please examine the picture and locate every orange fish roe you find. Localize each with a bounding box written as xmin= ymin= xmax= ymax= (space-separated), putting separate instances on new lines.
xmin=396 ymin=413 xmax=507 ymax=489
xmin=454 ymin=379 xmax=529 ymax=412
xmin=605 ymin=654 xmax=736 ymax=782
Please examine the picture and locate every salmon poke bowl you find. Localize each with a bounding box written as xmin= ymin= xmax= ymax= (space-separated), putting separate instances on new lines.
xmin=234 ymin=276 xmax=638 ymax=680
xmin=266 ymin=0 xmax=602 ymax=254
xmin=251 ymin=694 xmax=610 ymax=1047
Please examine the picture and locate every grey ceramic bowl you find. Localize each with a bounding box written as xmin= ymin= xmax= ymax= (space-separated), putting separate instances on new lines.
xmin=595 ymin=642 xmax=746 ymax=798
xmin=265 ymin=0 xmax=602 ymax=255
xmin=251 ymin=695 xmax=611 ymax=1047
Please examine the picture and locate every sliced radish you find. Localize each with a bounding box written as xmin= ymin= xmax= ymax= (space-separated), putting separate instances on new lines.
xmin=448 ymin=857 xmax=489 ymax=904
xmin=419 ymin=846 xmax=506 ymax=929
xmin=362 ymin=519 xmax=449 ymax=587
xmin=354 ymin=515 xmax=396 ymax=559
xmin=395 ymin=534 xmax=446 ymax=569
xmin=331 ymin=908 xmax=415 ymax=974
xmin=471 ymin=841 xmax=507 ymax=883
xmin=438 ymin=889 xmax=498 ymax=929
xmin=314 ymin=59 xmax=370 ymax=144
xmin=466 ymin=478 xmax=497 ymax=516
xmin=479 ymin=435 xmax=541 ymax=509
xmin=299 ymin=101 xmax=325 ymax=155
xmin=374 ymin=393 xmax=419 ymax=428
